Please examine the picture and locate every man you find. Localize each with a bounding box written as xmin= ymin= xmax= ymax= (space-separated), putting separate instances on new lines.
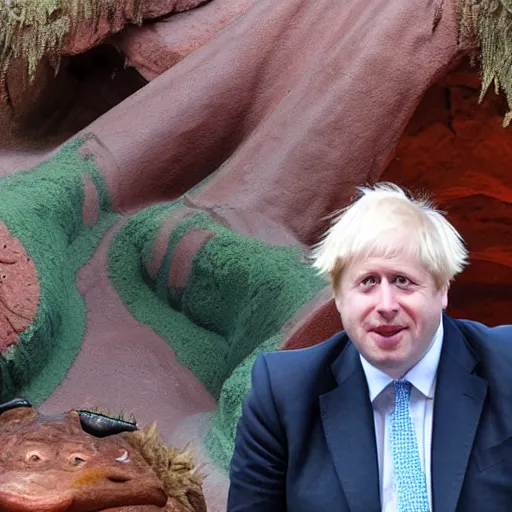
xmin=227 ymin=182 xmax=512 ymax=512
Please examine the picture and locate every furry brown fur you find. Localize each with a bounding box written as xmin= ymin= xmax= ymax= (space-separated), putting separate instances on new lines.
xmin=123 ymin=424 xmax=207 ymax=512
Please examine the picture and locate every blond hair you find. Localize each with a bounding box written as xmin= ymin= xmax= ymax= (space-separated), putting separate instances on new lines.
xmin=311 ymin=183 xmax=468 ymax=290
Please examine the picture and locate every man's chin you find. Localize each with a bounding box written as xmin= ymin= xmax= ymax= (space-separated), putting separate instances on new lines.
xmin=365 ymin=350 xmax=411 ymax=378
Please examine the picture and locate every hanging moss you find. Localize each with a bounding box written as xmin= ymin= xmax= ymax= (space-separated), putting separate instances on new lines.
xmin=459 ymin=0 xmax=512 ymax=127
xmin=0 ymin=0 xmax=143 ymax=79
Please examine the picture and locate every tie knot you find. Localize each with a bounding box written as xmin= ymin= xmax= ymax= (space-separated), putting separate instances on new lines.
xmin=393 ymin=379 xmax=412 ymax=401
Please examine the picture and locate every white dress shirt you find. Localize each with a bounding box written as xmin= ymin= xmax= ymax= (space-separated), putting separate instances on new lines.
xmin=359 ymin=320 xmax=444 ymax=511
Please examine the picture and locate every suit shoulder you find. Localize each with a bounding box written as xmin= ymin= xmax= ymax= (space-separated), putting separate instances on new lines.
xmin=453 ymin=318 xmax=512 ymax=401
xmin=255 ymin=331 xmax=348 ymax=390
xmin=454 ymin=318 xmax=512 ymax=369
xmin=250 ymin=332 xmax=349 ymax=420
xmin=263 ymin=331 xmax=347 ymax=367
xmin=455 ymin=318 xmax=512 ymax=346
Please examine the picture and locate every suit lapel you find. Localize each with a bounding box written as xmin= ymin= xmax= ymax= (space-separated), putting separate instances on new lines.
xmin=320 ymin=342 xmax=381 ymax=512
xmin=431 ymin=315 xmax=488 ymax=512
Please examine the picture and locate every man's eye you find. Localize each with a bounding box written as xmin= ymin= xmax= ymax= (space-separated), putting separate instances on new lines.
xmin=395 ymin=276 xmax=411 ymax=286
xmin=361 ymin=276 xmax=377 ymax=286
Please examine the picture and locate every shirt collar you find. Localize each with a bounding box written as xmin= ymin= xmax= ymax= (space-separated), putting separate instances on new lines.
xmin=359 ymin=317 xmax=444 ymax=402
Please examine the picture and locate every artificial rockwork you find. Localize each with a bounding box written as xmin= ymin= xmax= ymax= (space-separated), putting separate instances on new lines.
xmin=0 ymin=0 xmax=510 ymax=510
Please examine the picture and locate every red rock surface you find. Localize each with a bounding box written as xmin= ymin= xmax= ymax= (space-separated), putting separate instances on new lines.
xmin=115 ymin=0 xmax=257 ymax=80
xmin=0 ymin=222 xmax=40 ymax=351
xmin=382 ymin=58 xmax=512 ymax=327
xmin=282 ymin=58 xmax=512 ymax=349
xmin=76 ymin=0 xmax=471 ymax=250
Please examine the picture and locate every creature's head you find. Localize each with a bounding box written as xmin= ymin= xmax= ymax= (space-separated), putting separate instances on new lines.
xmin=0 ymin=399 xmax=206 ymax=512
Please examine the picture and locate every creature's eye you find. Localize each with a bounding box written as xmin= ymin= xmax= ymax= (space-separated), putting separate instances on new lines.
xmin=25 ymin=451 xmax=43 ymax=463
xmin=69 ymin=454 xmax=87 ymax=465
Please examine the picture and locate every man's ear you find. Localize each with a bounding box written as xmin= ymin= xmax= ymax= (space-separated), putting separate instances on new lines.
xmin=333 ymin=286 xmax=344 ymax=315
xmin=440 ymin=284 xmax=449 ymax=310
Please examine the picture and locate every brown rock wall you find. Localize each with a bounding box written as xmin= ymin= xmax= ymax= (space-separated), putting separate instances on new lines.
xmin=381 ymin=59 xmax=512 ymax=326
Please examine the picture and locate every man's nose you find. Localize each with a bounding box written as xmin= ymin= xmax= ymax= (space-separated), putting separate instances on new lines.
xmin=375 ymin=281 xmax=399 ymax=317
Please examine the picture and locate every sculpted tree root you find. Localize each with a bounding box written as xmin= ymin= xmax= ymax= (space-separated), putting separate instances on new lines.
xmin=0 ymin=223 xmax=38 ymax=349
xmin=0 ymin=134 xmax=326 ymax=477
xmin=114 ymin=0 xmax=257 ymax=80
xmin=108 ymin=200 xmax=327 ymax=469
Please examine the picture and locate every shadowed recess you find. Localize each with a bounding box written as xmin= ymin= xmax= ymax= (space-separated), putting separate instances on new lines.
xmin=0 ymin=136 xmax=119 ymax=404
xmin=0 ymin=0 xmax=143 ymax=77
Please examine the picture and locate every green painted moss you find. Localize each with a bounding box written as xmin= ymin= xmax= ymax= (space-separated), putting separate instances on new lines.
xmin=108 ymin=205 xmax=228 ymax=394
xmin=0 ymin=135 xmax=118 ymax=404
xmin=108 ymin=205 xmax=326 ymax=472
xmin=203 ymin=334 xmax=281 ymax=472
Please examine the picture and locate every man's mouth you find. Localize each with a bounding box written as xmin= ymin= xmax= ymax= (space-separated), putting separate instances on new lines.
xmin=371 ymin=326 xmax=406 ymax=337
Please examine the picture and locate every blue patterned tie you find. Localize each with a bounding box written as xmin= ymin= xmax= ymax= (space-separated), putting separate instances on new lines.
xmin=391 ymin=380 xmax=430 ymax=512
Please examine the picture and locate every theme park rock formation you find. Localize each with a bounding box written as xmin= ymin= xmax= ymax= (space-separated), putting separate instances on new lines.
xmin=0 ymin=0 xmax=511 ymax=510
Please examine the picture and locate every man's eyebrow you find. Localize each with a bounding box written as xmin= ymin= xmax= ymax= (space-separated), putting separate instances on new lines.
xmin=351 ymin=269 xmax=374 ymax=280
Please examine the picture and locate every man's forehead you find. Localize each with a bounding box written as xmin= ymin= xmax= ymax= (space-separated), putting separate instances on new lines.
xmin=346 ymin=253 xmax=427 ymax=277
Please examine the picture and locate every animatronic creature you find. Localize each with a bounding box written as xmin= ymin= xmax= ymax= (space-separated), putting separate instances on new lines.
xmin=0 ymin=398 xmax=207 ymax=512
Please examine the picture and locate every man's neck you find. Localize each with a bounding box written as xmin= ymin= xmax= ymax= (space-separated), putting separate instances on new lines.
xmin=360 ymin=318 xmax=444 ymax=402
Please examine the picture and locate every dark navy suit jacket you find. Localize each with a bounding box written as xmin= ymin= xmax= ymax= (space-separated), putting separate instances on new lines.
xmin=228 ymin=314 xmax=512 ymax=511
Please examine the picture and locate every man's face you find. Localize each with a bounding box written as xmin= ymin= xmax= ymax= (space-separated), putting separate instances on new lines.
xmin=335 ymin=251 xmax=448 ymax=379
